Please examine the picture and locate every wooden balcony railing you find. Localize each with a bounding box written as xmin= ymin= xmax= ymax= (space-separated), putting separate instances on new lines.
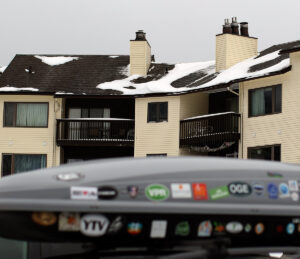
xmin=56 ymin=118 xmax=135 ymax=147
xmin=180 ymin=112 xmax=240 ymax=147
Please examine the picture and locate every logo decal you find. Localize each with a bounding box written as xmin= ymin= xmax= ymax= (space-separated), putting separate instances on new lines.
xmin=171 ymin=184 xmax=192 ymax=198
xmin=127 ymin=185 xmax=139 ymax=198
xmin=150 ymin=220 xmax=167 ymax=238
xmin=209 ymin=186 xmax=229 ymax=200
xmin=70 ymin=186 xmax=98 ymax=200
xmin=228 ymin=182 xmax=252 ymax=196
xmin=279 ymin=183 xmax=289 ymax=198
xmin=175 ymin=221 xmax=190 ymax=236
xmin=127 ymin=222 xmax=143 ymax=235
xmin=289 ymin=180 xmax=299 ymax=192
xmin=80 ymin=214 xmax=110 ymax=237
xmin=58 ymin=212 xmax=80 ymax=232
xmin=255 ymin=223 xmax=264 ymax=235
xmin=98 ymin=186 xmax=118 ymax=200
xmin=145 ymin=184 xmax=169 ymax=201
xmin=198 ymin=220 xmax=213 ymax=237
xmin=192 ymin=183 xmax=208 ymax=200
xmin=107 ymin=216 xmax=123 ymax=234
xmin=225 ymin=222 xmax=243 ymax=234
xmin=286 ymin=223 xmax=295 ymax=235
xmin=244 ymin=223 xmax=252 ymax=233
xmin=267 ymin=183 xmax=278 ymax=199
xmin=253 ymin=183 xmax=264 ymax=196
xmin=213 ymin=221 xmax=225 ymax=233
xmin=291 ymin=192 xmax=299 ymax=202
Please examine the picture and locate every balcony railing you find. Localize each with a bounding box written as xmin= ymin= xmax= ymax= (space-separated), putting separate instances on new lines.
xmin=180 ymin=112 xmax=240 ymax=147
xmin=56 ymin=118 xmax=134 ymax=147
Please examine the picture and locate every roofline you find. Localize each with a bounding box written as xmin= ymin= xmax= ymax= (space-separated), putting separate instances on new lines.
xmin=280 ymin=47 xmax=300 ymax=54
xmin=0 ymin=66 xmax=291 ymax=99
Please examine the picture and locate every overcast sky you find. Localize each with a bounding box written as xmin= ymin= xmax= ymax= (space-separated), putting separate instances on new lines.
xmin=1 ymin=0 xmax=300 ymax=66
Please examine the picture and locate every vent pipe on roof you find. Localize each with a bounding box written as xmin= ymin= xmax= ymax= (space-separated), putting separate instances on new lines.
xmin=240 ymin=22 xmax=249 ymax=37
xmin=231 ymin=17 xmax=239 ymax=35
xmin=223 ymin=19 xmax=232 ymax=34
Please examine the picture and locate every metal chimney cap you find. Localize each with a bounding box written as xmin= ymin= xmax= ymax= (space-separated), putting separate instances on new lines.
xmin=135 ymin=30 xmax=146 ymax=41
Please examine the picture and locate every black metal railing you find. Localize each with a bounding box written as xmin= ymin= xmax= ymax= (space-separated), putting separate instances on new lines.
xmin=56 ymin=118 xmax=135 ymax=146
xmin=180 ymin=112 xmax=240 ymax=147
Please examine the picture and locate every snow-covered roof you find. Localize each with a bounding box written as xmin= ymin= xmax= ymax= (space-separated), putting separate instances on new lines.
xmin=0 ymin=66 xmax=7 ymax=74
xmin=0 ymin=40 xmax=298 ymax=96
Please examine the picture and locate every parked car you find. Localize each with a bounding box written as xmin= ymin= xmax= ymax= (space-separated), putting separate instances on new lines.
xmin=0 ymin=157 xmax=300 ymax=258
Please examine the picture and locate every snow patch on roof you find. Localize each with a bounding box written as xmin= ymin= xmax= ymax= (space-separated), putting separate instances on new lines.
xmin=0 ymin=66 xmax=7 ymax=73
xmin=109 ymin=56 xmax=119 ymax=58
xmin=96 ymin=61 xmax=215 ymax=95
xmin=199 ymin=51 xmax=289 ymax=89
xmin=55 ymin=91 xmax=74 ymax=95
xmin=0 ymin=86 xmax=39 ymax=92
xmin=35 ymin=56 xmax=79 ymax=66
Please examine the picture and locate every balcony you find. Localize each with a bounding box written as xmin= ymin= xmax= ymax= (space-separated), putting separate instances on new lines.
xmin=56 ymin=118 xmax=135 ymax=147
xmin=180 ymin=112 xmax=240 ymax=147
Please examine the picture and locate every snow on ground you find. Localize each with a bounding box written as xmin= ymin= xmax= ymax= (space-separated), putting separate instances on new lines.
xmin=35 ymin=56 xmax=79 ymax=66
xmin=0 ymin=66 xmax=7 ymax=73
xmin=109 ymin=56 xmax=119 ymax=58
xmin=96 ymin=50 xmax=290 ymax=95
xmin=0 ymin=86 xmax=39 ymax=92
xmin=97 ymin=61 xmax=215 ymax=95
xmin=55 ymin=91 xmax=74 ymax=95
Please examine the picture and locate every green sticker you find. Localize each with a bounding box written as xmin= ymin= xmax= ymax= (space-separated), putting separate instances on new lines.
xmin=175 ymin=221 xmax=190 ymax=236
xmin=209 ymin=186 xmax=229 ymax=200
xmin=145 ymin=184 xmax=169 ymax=201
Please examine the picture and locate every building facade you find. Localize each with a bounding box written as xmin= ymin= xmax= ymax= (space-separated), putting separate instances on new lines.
xmin=0 ymin=18 xmax=300 ymax=179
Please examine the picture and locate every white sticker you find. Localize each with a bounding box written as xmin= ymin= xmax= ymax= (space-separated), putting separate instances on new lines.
xmin=291 ymin=192 xmax=299 ymax=202
xmin=289 ymin=180 xmax=299 ymax=192
xmin=171 ymin=184 xmax=192 ymax=198
xmin=80 ymin=214 xmax=110 ymax=237
xmin=150 ymin=220 xmax=167 ymax=238
xmin=226 ymin=222 xmax=243 ymax=234
xmin=58 ymin=212 xmax=80 ymax=232
xmin=70 ymin=186 xmax=98 ymax=200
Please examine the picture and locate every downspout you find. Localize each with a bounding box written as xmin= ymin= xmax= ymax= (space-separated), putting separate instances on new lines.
xmin=227 ymin=86 xmax=239 ymax=96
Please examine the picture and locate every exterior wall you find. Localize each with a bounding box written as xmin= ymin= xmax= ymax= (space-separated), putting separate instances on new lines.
xmin=216 ymin=34 xmax=257 ymax=72
xmin=239 ymin=52 xmax=300 ymax=163
xmin=130 ymin=41 xmax=151 ymax=76
xmin=134 ymin=96 xmax=180 ymax=157
xmin=179 ymin=92 xmax=209 ymax=120
xmin=0 ymin=95 xmax=63 ymax=176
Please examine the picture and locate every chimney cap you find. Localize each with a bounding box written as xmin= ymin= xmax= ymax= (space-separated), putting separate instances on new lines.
xmin=135 ymin=30 xmax=146 ymax=41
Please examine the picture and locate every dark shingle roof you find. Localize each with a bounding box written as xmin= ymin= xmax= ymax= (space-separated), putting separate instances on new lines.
xmin=0 ymin=39 xmax=299 ymax=96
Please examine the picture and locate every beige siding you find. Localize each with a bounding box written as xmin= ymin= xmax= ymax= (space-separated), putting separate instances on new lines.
xmin=134 ymin=96 xmax=180 ymax=157
xmin=216 ymin=34 xmax=257 ymax=72
xmin=180 ymin=92 xmax=209 ymax=120
xmin=130 ymin=41 xmax=151 ymax=76
xmin=239 ymin=52 xmax=300 ymax=163
xmin=0 ymin=95 xmax=63 ymax=176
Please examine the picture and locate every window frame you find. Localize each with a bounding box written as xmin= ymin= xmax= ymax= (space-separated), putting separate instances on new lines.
xmin=248 ymin=84 xmax=282 ymax=118
xmin=247 ymin=144 xmax=281 ymax=161
xmin=1 ymin=153 xmax=47 ymax=177
xmin=3 ymin=102 xmax=49 ymax=128
xmin=147 ymin=102 xmax=168 ymax=123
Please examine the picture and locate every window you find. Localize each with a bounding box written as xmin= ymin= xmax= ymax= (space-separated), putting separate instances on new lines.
xmin=147 ymin=102 xmax=168 ymax=122
xmin=4 ymin=102 xmax=48 ymax=127
xmin=1 ymin=154 xmax=47 ymax=177
xmin=249 ymin=85 xmax=281 ymax=117
xmin=248 ymin=145 xmax=281 ymax=161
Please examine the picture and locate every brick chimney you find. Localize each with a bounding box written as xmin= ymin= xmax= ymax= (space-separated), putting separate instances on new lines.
xmin=216 ymin=17 xmax=258 ymax=72
xmin=130 ymin=30 xmax=151 ymax=76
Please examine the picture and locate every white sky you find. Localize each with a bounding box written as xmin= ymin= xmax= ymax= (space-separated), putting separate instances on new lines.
xmin=1 ymin=0 xmax=300 ymax=66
